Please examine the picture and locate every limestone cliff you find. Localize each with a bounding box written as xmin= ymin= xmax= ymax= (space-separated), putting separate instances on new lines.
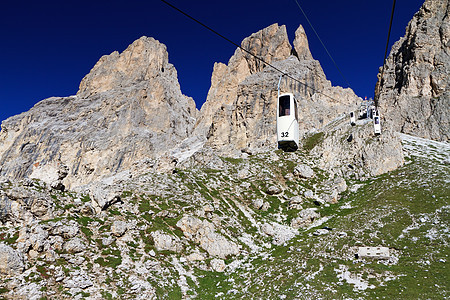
xmin=194 ymin=24 xmax=293 ymax=137
xmin=202 ymin=24 xmax=360 ymax=153
xmin=377 ymin=0 xmax=449 ymax=141
xmin=0 ymin=37 xmax=198 ymax=188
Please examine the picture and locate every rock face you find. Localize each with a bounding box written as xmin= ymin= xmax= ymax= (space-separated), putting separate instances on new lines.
xmin=377 ymin=0 xmax=449 ymax=141
xmin=309 ymin=117 xmax=404 ymax=178
xmin=0 ymin=37 xmax=198 ymax=188
xmin=194 ymin=24 xmax=293 ymax=137
xmin=201 ymin=24 xmax=360 ymax=153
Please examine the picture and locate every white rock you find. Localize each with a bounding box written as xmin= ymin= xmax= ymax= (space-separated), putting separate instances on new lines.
xmin=210 ymin=258 xmax=226 ymax=272
xmin=0 ymin=243 xmax=24 ymax=275
xmin=177 ymin=215 xmax=239 ymax=258
xmin=63 ymin=237 xmax=85 ymax=254
xmin=151 ymin=230 xmax=183 ymax=253
xmin=293 ymin=164 xmax=314 ymax=179
xmin=290 ymin=208 xmax=320 ymax=229
xmin=111 ymin=220 xmax=127 ymax=237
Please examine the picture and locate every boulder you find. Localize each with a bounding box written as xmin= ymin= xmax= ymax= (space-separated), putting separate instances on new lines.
xmin=260 ymin=222 xmax=298 ymax=245
xmin=111 ymin=220 xmax=127 ymax=237
xmin=51 ymin=220 xmax=80 ymax=239
xmin=266 ymin=185 xmax=282 ymax=195
xmin=0 ymin=243 xmax=24 ymax=275
xmin=63 ymin=237 xmax=85 ymax=254
xmin=291 ymin=208 xmax=320 ymax=229
xmin=176 ymin=215 xmax=239 ymax=258
xmin=293 ymin=164 xmax=314 ymax=179
xmin=29 ymin=225 xmax=49 ymax=252
xmin=89 ymin=185 xmax=121 ymax=212
xmin=0 ymin=195 xmax=12 ymax=222
xmin=210 ymin=258 xmax=226 ymax=272
xmin=288 ymin=195 xmax=304 ymax=210
xmin=64 ymin=272 xmax=93 ymax=289
xmin=150 ymin=231 xmax=183 ymax=253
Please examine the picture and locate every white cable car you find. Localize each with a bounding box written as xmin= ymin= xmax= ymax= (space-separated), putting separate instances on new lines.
xmin=359 ymin=106 xmax=367 ymax=119
xmin=277 ymin=93 xmax=299 ymax=151
xmin=350 ymin=111 xmax=356 ymax=126
xmin=367 ymin=105 xmax=376 ymax=119
xmin=373 ymin=111 xmax=381 ymax=135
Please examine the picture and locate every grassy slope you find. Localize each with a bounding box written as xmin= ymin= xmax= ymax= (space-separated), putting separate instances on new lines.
xmin=193 ymin=136 xmax=449 ymax=299
xmin=2 ymin=135 xmax=447 ymax=300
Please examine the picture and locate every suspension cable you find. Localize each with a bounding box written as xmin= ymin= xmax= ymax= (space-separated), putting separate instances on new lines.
xmin=292 ymin=0 xmax=352 ymax=89
xmin=160 ymin=0 xmax=339 ymax=102
xmin=375 ymin=0 xmax=397 ymax=107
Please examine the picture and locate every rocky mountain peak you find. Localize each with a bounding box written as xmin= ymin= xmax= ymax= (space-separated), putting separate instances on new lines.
xmin=193 ymin=24 xmax=293 ymax=136
xmin=0 ymin=36 xmax=198 ymax=188
xmin=78 ymin=36 xmax=170 ymax=96
xmin=293 ymin=24 xmax=313 ymax=60
xmin=239 ymin=23 xmax=293 ymax=73
xmin=199 ymin=23 xmax=360 ymax=153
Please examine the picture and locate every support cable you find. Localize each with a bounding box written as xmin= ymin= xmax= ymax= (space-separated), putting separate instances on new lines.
xmin=375 ymin=0 xmax=397 ymax=107
xmin=292 ymin=0 xmax=352 ymax=89
xmin=160 ymin=0 xmax=339 ymax=102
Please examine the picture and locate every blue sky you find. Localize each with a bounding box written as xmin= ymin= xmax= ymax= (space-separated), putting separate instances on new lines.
xmin=0 ymin=0 xmax=424 ymax=123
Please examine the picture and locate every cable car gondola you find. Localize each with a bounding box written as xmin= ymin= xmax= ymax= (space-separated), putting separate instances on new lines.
xmin=350 ymin=111 xmax=356 ymax=126
xmin=373 ymin=111 xmax=381 ymax=135
xmin=277 ymin=92 xmax=299 ymax=151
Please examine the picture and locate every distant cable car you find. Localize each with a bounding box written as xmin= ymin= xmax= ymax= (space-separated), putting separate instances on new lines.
xmin=277 ymin=92 xmax=299 ymax=151
xmin=359 ymin=106 xmax=367 ymax=119
xmin=373 ymin=111 xmax=381 ymax=135
xmin=367 ymin=105 xmax=376 ymax=119
xmin=350 ymin=111 xmax=356 ymax=126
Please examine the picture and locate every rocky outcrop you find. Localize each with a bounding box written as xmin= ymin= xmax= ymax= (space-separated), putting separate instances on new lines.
xmin=0 ymin=37 xmax=198 ymax=188
xmin=202 ymin=24 xmax=360 ymax=153
xmin=308 ymin=117 xmax=404 ymax=178
xmin=194 ymin=24 xmax=293 ymax=137
xmin=377 ymin=0 xmax=449 ymax=141
xmin=176 ymin=215 xmax=240 ymax=258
